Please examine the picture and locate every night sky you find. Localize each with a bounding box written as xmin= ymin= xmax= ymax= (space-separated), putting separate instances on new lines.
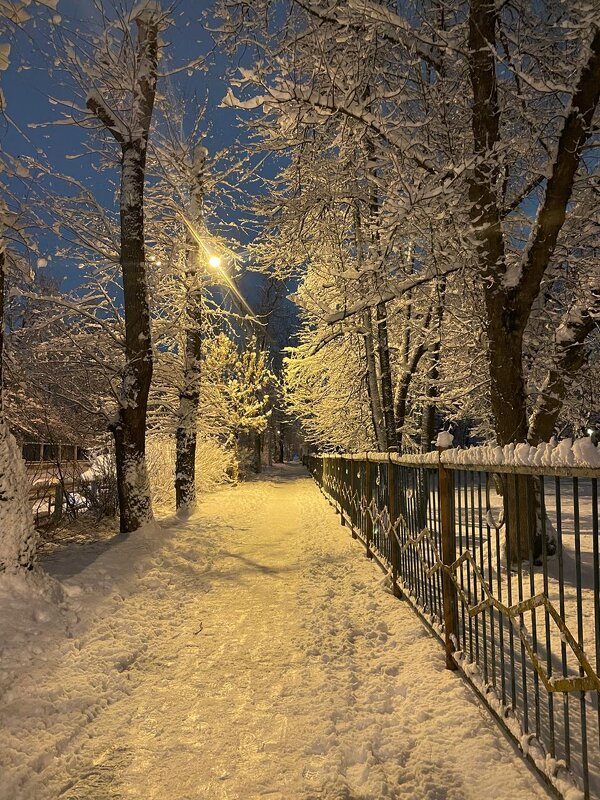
xmin=1 ymin=0 xmax=264 ymax=299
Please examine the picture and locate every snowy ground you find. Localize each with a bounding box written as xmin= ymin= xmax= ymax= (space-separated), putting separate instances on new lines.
xmin=0 ymin=465 xmax=551 ymax=800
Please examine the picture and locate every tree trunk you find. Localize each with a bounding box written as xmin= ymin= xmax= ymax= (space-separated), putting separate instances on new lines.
xmin=113 ymin=140 xmax=153 ymax=531
xmin=253 ymin=433 xmax=262 ymax=473
xmin=466 ymin=1 xmax=536 ymax=562
xmin=487 ymin=305 xmax=529 ymax=444
xmin=175 ymin=147 xmax=206 ymax=514
xmin=375 ymin=300 xmax=398 ymax=450
xmin=420 ymin=285 xmax=443 ymax=454
xmin=115 ymin=22 xmax=158 ymax=531
xmin=395 ymin=341 xmax=428 ymax=450
xmin=362 ymin=310 xmax=386 ymax=449
xmin=0 ymin=246 xmax=4 ymax=396
xmin=267 ymin=423 xmax=273 ymax=466
xmin=420 ymin=402 xmax=436 ymax=454
xmin=528 ymin=288 xmax=600 ymax=444
xmin=175 ymin=306 xmax=202 ymax=513
xmin=88 ymin=9 xmax=160 ymax=532
xmin=0 ymin=244 xmax=38 ymax=573
xmin=468 ymin=3 xmax=600 ymax=448
xmin=354 ymin=198 xmax=385 ymax=451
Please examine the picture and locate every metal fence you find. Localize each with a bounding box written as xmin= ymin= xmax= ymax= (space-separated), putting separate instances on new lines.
xmin=308 ymin=452 xmax=600 ymax=800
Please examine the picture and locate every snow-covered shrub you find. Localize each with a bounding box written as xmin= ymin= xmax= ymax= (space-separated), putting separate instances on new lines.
xmin=232 ymin=444 xmax=255 ymax=481
xmin=146 ymin=435 xmax=233 ymax=512
xmin=0 ymin=420 xmax=38 ymax=573
xmin=145 ymin=437 xmax=175 ymax=510
xmin=79 ymin=448 xmax=119 ymax=520
xmin=195 ymin=437 xmax=236 ymax=492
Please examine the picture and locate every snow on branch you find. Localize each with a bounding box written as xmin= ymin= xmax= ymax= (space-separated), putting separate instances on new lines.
xmin=512 ymin=28 xmax=600 ymax=300
xmin=86 ymin=90 xmax=128 ymax=144
xmin=324 ymin=263 xmax=460 ymax=325
xmin=131 ymin=0 xmax=165 ymax=25
xmin=15 ymin=290 xmax=126 ymax=348
xmin=222 ymin=81 xmax=437 ymax=176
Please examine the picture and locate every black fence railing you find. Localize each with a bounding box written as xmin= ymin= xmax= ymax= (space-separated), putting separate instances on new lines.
xmin=308 ymin=451 xmax=600 ymax=800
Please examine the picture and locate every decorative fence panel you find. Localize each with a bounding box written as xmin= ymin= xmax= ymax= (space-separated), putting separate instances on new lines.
xmin=308 ymin=452 xmax=600 ymax=800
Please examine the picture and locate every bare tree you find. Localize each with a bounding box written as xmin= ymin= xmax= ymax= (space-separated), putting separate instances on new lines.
xmin=83 ymin=1 xmax=163 ymax=531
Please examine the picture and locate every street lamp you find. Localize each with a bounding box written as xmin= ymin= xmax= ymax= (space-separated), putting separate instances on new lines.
xmin=208 ymin=254 xmax=222 ymax=269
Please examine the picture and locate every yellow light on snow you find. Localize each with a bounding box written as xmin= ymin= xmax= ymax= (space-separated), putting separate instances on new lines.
xmin=208 ymin=254 xmax=222 ymax=269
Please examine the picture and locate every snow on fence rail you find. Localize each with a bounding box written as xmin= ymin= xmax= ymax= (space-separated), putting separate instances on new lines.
xmin=307 ymin=449 xmax=600 ymax=800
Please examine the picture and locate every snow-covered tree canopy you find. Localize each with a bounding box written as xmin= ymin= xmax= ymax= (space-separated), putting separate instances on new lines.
xmin=216 ymin=0 xmax=600 ymax=451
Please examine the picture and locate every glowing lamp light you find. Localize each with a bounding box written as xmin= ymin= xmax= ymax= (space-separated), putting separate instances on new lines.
xmin=208 ymin=254 xmax=222 ymax=269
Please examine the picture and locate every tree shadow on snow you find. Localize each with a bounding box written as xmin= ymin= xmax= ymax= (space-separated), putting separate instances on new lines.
xmin=42 ymin=530 xmax=133 ymax=581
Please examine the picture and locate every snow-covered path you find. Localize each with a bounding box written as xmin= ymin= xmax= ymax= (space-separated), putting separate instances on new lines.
xmin=1 ymin=466 xmax=550 ymax=800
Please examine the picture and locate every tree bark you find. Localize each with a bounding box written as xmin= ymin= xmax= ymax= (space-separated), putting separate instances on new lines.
xmin=353 ymin=200 xmax=386 ymax=450
xmin=420 ymin=282 xmax=444 ymax=453
xmin=528 ymin=288 xmax=600 ymax=444
xmin=253 ymin=433 xmax=262 ymax=473
xmin=363 ymin=310 xmax=386 ymax=449
xmin=175 ymin=294 xmax=201 ymax=512
xmin=394 ymin=300 xmax=432 ymax=450
xmin=113 ymin=149 xmax=154 ymax=529
xmin=0 ymin=246 xmax=4 ymax=398
xmin=0 ymin=242 xmax=38 ymax=573
xmin=175 ymin=147 xmax=206 ymax=514
xmin=465 ymin=1 xmax=600 ymax=562
xmin=88 ymin=9 xmax=160 ymax=532
xmin=375 ymin=300 xmax=398 ymax=450
xmin=468 ymin=1 xmax=535 ymax=555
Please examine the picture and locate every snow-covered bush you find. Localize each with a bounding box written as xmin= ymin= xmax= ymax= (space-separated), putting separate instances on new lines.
xmin=195 ymin=438 xmax=236 ymax=491
xmin=146 ymin=435 xmax=233 ymax=512
xmin=79 ymin=449 xmax=119 ymax=521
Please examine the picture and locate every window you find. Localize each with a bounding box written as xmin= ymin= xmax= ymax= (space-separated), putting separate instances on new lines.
xmin=42 ymin=444 xmax=59 ymax=461
xmin=61 ymin=445 xmax=76 ymax=461
xmin=22 ymin=442 xmax=41 ymax=462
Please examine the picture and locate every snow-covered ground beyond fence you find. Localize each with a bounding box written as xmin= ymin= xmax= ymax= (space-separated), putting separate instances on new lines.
xmin=0 ymin=465 xmax=550 ymax=800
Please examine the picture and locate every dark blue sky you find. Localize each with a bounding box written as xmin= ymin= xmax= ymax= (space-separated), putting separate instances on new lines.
xmin=1 ymin=0 xmax=266 ymax=297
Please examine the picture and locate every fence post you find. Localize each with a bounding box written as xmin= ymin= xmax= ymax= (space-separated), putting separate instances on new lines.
xmin=439 ymin=450 xmax=458 ymax=670
xmin=387 ymin=455 xmax=402 ymax=599
xmin=339 ymin=458 xmax=345 ymax=525
xmin=365 ymin=455 xmax=373 ymax=559
xmin=351 ymin=458 xmax=358 ymax=539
